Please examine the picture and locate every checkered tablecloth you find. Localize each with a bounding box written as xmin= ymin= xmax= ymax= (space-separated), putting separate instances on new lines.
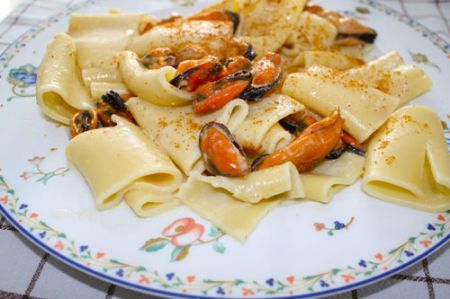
xmin=0 ymin=0 xmax=449 ymax=298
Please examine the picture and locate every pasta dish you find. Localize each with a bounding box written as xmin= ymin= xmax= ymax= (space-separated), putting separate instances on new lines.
xmin=35 ymin=0 xmax=450 ymax=242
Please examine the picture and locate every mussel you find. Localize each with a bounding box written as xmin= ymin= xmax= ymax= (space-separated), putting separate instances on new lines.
xmin=189 ymin=9 xmax=240 ymax=34
xmin=221 ymin=56 xmax=252 ymax=77
xmin=70 ymin=110 xmax=99 ymax=138
xmin=142 ymin=48 xmax=177 ymax=69
xmin=170 ymin=56 xmax=223 ymax=92
xmin=254 ymin=110 xmax=343 ymax=172
xmin=199 ymin=122 xmax=250 ymax=177
xmin=240 ymin=52 xmax=282 ymax=101
xmin=192 ymin=71 xmax=252 ymax=115
xmin=243 ymin=43 xmax=256 ymax=61
xmin=97 ymin=91 xmax=134 ymax=126
xmin=326 ymin=139 xmax=346 ymax=160
xmin=342 ymin=132 xmax=365 ymax=157
xmin=176 ymin=44 xmax=208 ymax=62
xmin=306 ymin=5 xmax=377 ymax=45
xmin=279 ymin=111 xmax=318 ymax=135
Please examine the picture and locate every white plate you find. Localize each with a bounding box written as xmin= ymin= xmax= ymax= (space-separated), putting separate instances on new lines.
xmin=0 ymin=0 xmax=449 ymax=298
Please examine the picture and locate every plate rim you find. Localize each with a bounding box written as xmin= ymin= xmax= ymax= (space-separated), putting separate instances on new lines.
xmin=1 ymin=205 xmax=448 ymax=299
xmin=0 ymin=0 xmax=449 ymax=298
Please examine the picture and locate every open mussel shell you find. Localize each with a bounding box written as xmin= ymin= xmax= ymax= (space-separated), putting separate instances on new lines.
xmin=70 ymin=110 xmax=99 ymax=138
xmin=250 ymin=154 xmax=269 ymax=171
xmin=345 ymin=144 xmax=366 ymax=157
xmin=239 ymin=72 xmax=281 ymax=101
xmin=141 ymin=48 xmax=178 ymax=69
xmin=219 ymin=70 xmax=252 ymax=85
xmin=199 ymin=122 xmax=250 ymax=176
xmin=170 ymin=57 xmax=223 ymax=91
xmin=101 ymin=90 xmax=128 ymax=113
xmin=326 ymin=141 xmax=346 ymax=160
xmin=170 ymin=67 xmax=198 ymax=89
xmin=336 ymin=32 xmax=377 ymax=44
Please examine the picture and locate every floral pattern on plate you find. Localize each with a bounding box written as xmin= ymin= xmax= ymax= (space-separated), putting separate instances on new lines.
xmin=141 ymin=217 xmax=226 ymax=262
xmin=0 ymin=172 xmax=448 ymax=296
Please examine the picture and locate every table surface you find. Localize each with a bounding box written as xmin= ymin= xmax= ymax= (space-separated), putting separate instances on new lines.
xmin=0 ymin=0 xmax=449 ymax=298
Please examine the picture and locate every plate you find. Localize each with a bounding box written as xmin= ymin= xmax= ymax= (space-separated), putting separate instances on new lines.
xmin=0 ymin=0 xmax=449 ymax=298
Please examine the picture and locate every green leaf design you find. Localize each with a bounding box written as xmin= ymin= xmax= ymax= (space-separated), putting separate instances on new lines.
xmin=170 ymin=246 xmax=190 ymax=262
xmin=208 ymin=226 xmax=221 ymax=237
xmin=212 ymin=240 xmax=226 ymax=254
xmin=327 ymin=231 xmax=333 ymax=236
xmin=356 ymin=6 xmax=370 ymax=14
xmin=331 ymin=268 xmax=340 ymax=275
xmin=141 ymin=237 xmax=169 ymax=252
xmin=234 ymin=279 xmax=245 ymax=285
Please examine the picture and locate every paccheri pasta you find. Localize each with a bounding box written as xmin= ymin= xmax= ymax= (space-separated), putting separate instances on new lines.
xmin=36 ymin=0 xmax=449 ymax=242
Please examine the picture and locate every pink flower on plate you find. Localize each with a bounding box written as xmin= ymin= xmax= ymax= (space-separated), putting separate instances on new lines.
xmin=28 ymin=156 xmax=45 ymax=165
xmin=171 ymin=223 xmax=204 ymax=247
xmin=162 ymin=217 xmax=205 ymax=247
xmin=0 ymin=195 xmax=8 ymax=204
xmin=20 ymin=171 xmax=32 ymax=180
xmin=341 ymin=274 xmax=355 ymax=283
xmin=314 ymin=222 xmax=325 ymax=231
xmin=162 ymin=217 xmax=195 ymax=237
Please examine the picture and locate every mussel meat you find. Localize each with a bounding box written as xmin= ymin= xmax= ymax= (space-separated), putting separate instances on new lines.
xmin=170 ymin=56 xmax=223 ymax=92
xmin=70 ymin=110 xmax=99 ymax=138
xmin=176 ymin=44 xmax=208 ymax=62
xmin=221 ymin=56 xmax=252 ymax=77
xmin=240 ymin=52 xmax=282 ymax=101
xmin=199 ymin=122 xmax=250 ymax=176
xmin=192 ymin=71 xmax=251 ymax=115
xmin=255 ymin=109 xmax=343 ymax=172
xmin=142 ymin=48 xmax=177 ymax=69
xmin=306 ymin=5 xmax=377 ymax=45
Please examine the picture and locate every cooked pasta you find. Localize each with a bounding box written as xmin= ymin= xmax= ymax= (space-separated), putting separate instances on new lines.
xmin=362 ymin=105 xmax=450 ymax=212
xmin=35 ymin=0 xmax=447 ymax=242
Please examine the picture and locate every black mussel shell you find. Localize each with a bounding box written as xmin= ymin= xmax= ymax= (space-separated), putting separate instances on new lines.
xmin=326 ymin=144 xmax=346 ymax=160
xmin=346 ymin=144 xmax=366 ymax=157
xmin=218 ymin=70 xmax=252 ymax=86
xmin=101 ymin=91 xmax=128 ymax=113
xmin=225 ymin=10 xmax=240 ymax=34
xmin=336 ymin=32 xmax=377 ymax=44
xmin=169 ymin=67 xmax=198 ymax=89
xmin=243 ymin=43 xmax=256 ymax=61
xmin=251 ymin=154 xmax=269 ymax=171
xmin=239 ymin=73 xmax=281 ymax=101
xmin=279 ymin=118 xmax=307 ymax=135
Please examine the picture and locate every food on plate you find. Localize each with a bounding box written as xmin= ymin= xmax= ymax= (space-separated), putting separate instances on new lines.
xmin=35 ymin=0 xmax=448 ymax=242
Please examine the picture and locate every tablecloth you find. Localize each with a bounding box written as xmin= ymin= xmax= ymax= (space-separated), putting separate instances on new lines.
xmin=0 ymin=0 xmax=449 ymax=298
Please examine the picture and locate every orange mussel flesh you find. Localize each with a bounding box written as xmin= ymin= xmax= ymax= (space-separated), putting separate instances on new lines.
xmin=256 ymin=110 xmax=343 ymax=172
xmin=240 ymin=52 xmax=282 ymax=101
xmin=192 ymin=70 xmax=251 ymax=115
xmin=199 ymin=122 xmax=250 ymax=177
xmin=170 ymin=56 xmax=223 ymax=92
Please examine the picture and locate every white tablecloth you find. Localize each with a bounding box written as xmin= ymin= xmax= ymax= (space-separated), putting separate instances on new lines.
xmin=0 ymin=0 xmax=449 ymax=298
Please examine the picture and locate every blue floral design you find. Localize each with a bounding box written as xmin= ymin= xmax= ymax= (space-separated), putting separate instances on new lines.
xmin=7 ymin=64 xmax=37 ymax=101
xmin=8 ymin=64 xmax=37 ymax=87
xmin=334 ymin=221 xmax=346 ymax=230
